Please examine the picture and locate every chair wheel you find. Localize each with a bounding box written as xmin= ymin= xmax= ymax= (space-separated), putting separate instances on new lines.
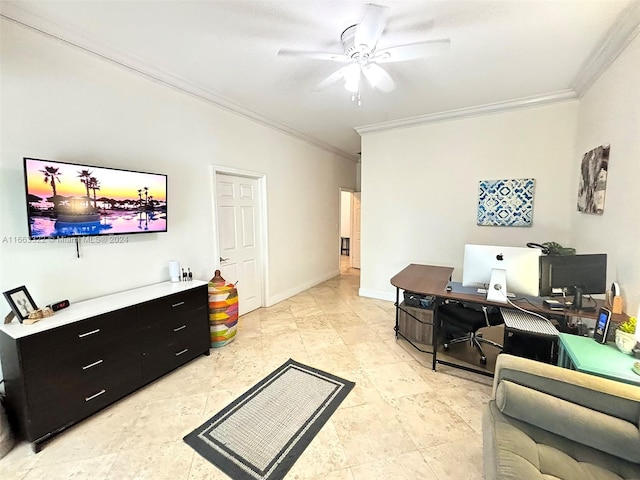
xmin=480 ymin=356 xmax=487 ymax=365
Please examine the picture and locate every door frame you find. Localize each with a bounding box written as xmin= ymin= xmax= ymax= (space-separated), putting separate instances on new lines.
xmin=339 ymin=187 xmax=354 ymax=270
xmin=210 ymin=165 xmax=269 ymax=310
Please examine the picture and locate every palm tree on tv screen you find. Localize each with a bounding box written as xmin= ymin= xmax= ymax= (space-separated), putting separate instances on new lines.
xmin=88 ymin=176 xmax=101 ymax=210
xmin=143 ymin=187 xmax=149 ymax=209
xmin=40 ymin=166 xmax=62 ymax=201
xmin=77 ymin=169 xmax=93 ymax=200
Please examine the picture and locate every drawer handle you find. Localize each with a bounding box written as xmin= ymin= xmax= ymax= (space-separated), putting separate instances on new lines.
xmin=172 ymin=301 xmax=185 ymax=308
xmin=175 ymin=348 xmax=189 ymax=357
xmin=78 ymin=329 xmax=101 ymax=338
xmin=85 ymin=389 xmax=106 ymax=402
xmin=173 ymin=325 xmax=187 ymax=332
xmin=82 ymin=359 xmax=104 ymax=370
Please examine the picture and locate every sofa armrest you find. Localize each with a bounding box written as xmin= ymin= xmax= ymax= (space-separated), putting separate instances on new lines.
xmin=493 ymin=354 xmax=640 ymax=426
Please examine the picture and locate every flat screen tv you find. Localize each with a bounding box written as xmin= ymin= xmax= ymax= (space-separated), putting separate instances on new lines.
xmin=24 ymin=157 xmax=167 ymax=239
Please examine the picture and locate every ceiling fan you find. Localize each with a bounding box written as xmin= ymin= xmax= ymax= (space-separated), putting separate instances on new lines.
xmin=277 ymin=4 xmax=450 ymax=104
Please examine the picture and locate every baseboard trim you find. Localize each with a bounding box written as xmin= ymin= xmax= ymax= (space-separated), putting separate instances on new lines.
xmin=358 ymin=288 xmax=395 ymax=303
xmin=267 ymin=270 xmax=340 ymax=306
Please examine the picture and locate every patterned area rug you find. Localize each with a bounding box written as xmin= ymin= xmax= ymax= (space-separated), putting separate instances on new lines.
xmin=184 ymin=359 xmax=355 ymax=480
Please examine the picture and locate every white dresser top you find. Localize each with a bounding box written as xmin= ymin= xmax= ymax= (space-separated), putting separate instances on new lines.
xmin=0 ymin=280 xmax=208 ymax=340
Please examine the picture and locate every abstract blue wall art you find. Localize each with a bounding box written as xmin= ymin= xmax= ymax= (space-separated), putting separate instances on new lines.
xmin=477 ymin=178 xmax=535 ymax=227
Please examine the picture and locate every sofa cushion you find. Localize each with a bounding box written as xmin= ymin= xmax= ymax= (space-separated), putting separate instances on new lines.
xmin=484 ymin=402 xmax=640 ymax=480
xmin=496 ymin=380 xmax=640 ymax=464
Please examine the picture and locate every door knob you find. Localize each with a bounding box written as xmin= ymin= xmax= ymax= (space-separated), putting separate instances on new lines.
xmin=220 ymin=257 xmax=229 ymax=262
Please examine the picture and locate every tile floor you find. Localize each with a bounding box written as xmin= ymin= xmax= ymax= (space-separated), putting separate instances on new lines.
xmin=0 ymin=258 xmax=492 ymax=479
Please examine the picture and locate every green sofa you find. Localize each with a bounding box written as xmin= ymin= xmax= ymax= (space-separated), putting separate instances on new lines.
xmin=483 ymin=354 xmax=640 ymax=479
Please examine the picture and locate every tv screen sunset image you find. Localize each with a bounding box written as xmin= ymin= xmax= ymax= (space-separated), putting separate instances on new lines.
xmin=24 ymin=158 xmax=167 ymax=239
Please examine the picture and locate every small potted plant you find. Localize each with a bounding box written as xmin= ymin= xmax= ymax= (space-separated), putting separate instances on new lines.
xmin=615 ymin=317 xmax=637 ymax=355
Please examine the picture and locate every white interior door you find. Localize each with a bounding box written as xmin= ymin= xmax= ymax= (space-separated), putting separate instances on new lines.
xmin=351 ymin=192 xmax=361 ymax=269
xmin=215 ymin=173 xmax=263 ymax=315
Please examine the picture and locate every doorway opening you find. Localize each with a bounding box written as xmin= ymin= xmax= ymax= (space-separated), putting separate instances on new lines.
xmin=339 ymin=188 xmax=360 ymax=275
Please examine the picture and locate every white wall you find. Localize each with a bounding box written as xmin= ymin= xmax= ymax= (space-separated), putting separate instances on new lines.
xmin=340 ymin=191 xmax=352 ymax=238
xmin=0 ymin=20 xmax=357 ymax=309
xmin=572 ymin=32 xmax=640 ymax=318
xmin=359 ymin=101 xmax=579 ymax=300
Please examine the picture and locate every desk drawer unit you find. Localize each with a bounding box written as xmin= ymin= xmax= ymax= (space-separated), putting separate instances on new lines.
xmin=397 ymin=302 xmax=434 ymax=345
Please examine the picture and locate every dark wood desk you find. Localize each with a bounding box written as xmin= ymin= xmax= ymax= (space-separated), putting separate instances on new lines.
xmin=390 ymin=263 xmax=623 ymax=377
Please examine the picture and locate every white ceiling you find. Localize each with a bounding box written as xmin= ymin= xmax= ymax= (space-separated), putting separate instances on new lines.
xmin=2 ymin=1 xmax=639 ymax=161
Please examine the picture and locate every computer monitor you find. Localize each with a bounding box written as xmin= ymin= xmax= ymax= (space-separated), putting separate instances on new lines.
xmin=462 ymin=244 xmax=542 ymax=303
xmin=539 ymin=254 xmax=607 ymax=310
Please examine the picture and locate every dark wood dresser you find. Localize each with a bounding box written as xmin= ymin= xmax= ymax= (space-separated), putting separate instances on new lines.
xmin=0 ymin=281 xmax=210 ymax=452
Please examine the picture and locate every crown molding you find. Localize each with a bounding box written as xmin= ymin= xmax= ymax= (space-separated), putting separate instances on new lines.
xmin=0 ymin=8 xmax=360 ymax=164
xmin=573 ymin=1 xmax=640 ymax=96
xmin=355 ymin=90 xmax=577 ymax=135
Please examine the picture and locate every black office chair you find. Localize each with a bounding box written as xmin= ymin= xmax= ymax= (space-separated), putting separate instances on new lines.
xmin=439 ymin=301 xmax=503 ymax=365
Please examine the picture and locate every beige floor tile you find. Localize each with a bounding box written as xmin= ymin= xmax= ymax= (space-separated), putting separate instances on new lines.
xmin=106 ymin=440 xmax=193 ymax=480
xmin=347 ymin=341 xmax=405 ymax=367
xmin=350 ymin=451 xmax=439 ymax=480
xmin=388 ymin=393 xmax=477 ymax=449
xmin=295 ymin=315 xmax=334 ymax=330
xmin=299 ymin=328 xmax=347 ymax=350
xmin=319 ymin=301 xmax=352 ymax=314
xmin=305 ymin=344 xmax=362 ymax=372
xmin=23 ymin=454 xmax=117 ymax=480
xmin=260 ymin=331 xmax=306 ymax=357
xmin=290 ymin=303 xmax=324 ymax=318
xmin=334 ymin=324 xmax=383 ymax=345
xmin=330 ymin=368 xmax=384 ymax=408
xmin=187 ymin=453 xmax=235 ymax=480
xmin=307 ymin=468 xmax=354 ymax=480
xmin=121 ymin=393 xmax=208 ymax=450
xmin=260 ymin=351 xmax=311 ymax=373
xmin=331 ymin=403 xmax=416 ymax=466
xmin=0 ymin=441 xmax=39 ymax=479
xmin=364 ymin=362 xmax=434 ymax=400
xmin=31 ymin=399 xmax=144 ymax=466
xmin=286 ymin=421 xmax=349 ymax=479
xmin=420 ymin=436 xmax=485 ymax=480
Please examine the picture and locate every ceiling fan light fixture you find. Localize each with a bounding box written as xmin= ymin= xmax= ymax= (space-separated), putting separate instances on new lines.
xmin=362 ymin=64 xmax=382 ymax=88
xmin=343 ymin=63 xmax=361 ymax=92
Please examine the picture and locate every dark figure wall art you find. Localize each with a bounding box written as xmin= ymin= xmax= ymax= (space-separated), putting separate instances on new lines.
xmin=577 ymin=144 xmax=610 ymax=215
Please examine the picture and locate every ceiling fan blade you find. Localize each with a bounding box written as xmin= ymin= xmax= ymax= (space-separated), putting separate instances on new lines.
xmin=277 ymin=49 xmax=349 ymax=62
xmin=314 ymin=67 xmax=349 ymax=91
xmin=362 ymin=64 xmax=396 ymax=92
xmin=355 ymin=4 xmax=388 ymax=50
xmin=373 ymin=39 xmax=451 ymax=63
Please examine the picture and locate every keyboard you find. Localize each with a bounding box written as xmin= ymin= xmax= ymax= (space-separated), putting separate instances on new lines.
xmin=500 ymin=308 xmax=559 ymax=337
xmin=477 ymin=288 xmax=516 ymax=298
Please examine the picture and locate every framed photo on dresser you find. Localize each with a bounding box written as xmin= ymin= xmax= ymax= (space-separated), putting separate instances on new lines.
xmin=3 ymin=285 xmax=38 ymax=323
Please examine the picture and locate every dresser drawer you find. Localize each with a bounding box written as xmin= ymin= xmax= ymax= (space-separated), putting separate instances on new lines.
xmin=141 ymin=321 xmax=209 ymax=383
xmin=19 ymin=306 xmax=138 ymax=373
xmin=26 ymin=353 xmax=141 ymax=441
xmin=24 ymin=333 xmax=140 ymax=402
xmin=139 ymin=305 xmax=207 ymax=348
xmin=138 ymin=287 xmax=206 ymax=328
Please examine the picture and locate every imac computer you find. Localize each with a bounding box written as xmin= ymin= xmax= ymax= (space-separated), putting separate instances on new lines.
xmin=539 ymin=254 xmax=607 ymax=310
xmin=462 ymin=244 xmax=542 ymax=303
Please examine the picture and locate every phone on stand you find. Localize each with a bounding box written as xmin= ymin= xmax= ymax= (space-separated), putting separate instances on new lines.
xmin=593 ymin=307 xmax=612 ymax=344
